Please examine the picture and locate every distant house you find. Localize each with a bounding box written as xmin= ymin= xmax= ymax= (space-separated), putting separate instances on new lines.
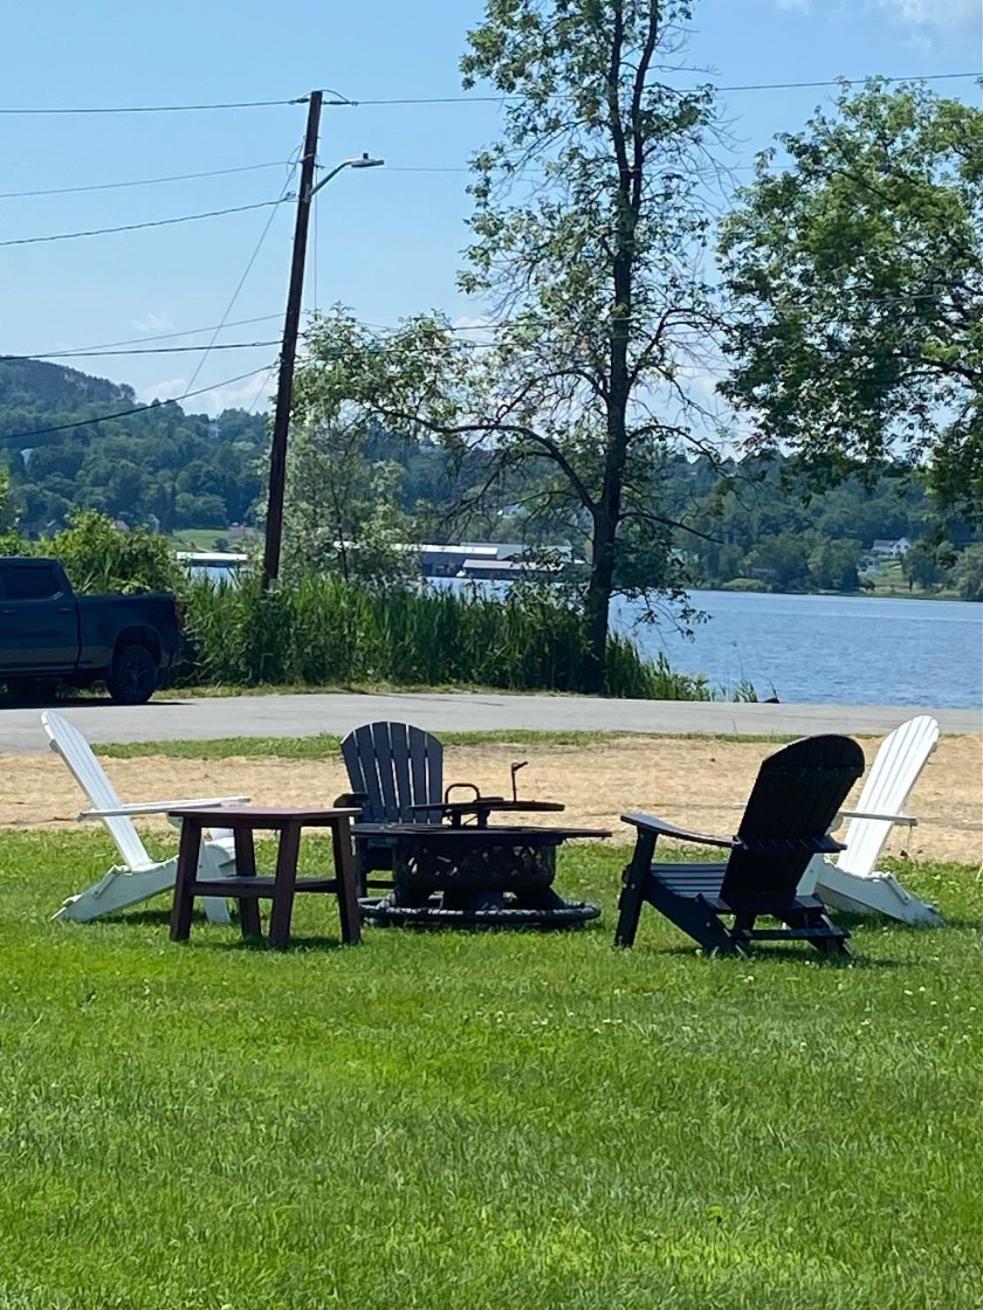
xmin=112 ymin=518 xmax=130 ymax=533
xmin=870 ymin=537 xmax=910 ymax=559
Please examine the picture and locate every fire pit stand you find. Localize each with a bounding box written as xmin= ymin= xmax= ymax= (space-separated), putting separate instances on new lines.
xmin=354 ymin=823 xmax=609 ymax=928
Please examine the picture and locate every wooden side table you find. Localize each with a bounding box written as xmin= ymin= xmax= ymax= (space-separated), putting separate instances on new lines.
xmin=168 ymin=806 xmax=363 ymax=949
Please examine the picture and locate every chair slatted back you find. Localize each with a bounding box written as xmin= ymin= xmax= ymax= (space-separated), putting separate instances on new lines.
xmin=838 ymin=715 xmax=939 ymax=878
xmin=720 ymin=735 xmax=865 ymax=906
xmin=41 ymin=710 xmax=153 ymax=871
xmin=341 ymin=721 xmax=444 ymax=824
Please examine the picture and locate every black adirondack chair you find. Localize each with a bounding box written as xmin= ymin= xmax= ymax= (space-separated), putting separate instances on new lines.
xmin=615 ymin=735 xmax=865 ymax=958
xmin=335 ymin=721 xmax=444 ymax=892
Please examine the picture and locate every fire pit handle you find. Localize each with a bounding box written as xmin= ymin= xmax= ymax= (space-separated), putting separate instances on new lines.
xmin=444 ymin=782 xmax=482 ymax=806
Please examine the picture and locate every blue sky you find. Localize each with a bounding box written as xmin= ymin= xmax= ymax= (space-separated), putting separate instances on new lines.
xmin=0 ymin=0 xmax=978 ymax=415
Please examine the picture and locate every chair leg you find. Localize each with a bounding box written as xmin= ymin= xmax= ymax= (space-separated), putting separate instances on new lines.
xmin=53 ymin=861 xmax=179 ymax=922
xmin=614 ymin=832 xmax=655 ymax=948
xmin=196 ymin=842 xmax=233 ymax=925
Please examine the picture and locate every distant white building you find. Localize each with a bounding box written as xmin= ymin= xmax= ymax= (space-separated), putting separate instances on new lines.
xmin=870 ymin=537 xmax=911 ymax=559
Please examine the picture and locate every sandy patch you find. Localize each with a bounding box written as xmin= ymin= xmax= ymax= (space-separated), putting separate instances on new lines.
xmin=5 ymin=735 xmax=981 ymax=866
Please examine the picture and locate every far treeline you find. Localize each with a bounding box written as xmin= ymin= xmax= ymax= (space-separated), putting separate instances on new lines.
xmin=1 ymin=3 xmax=981 ymax=696
xmin=1 ymin=365 xmax=978 ymax=601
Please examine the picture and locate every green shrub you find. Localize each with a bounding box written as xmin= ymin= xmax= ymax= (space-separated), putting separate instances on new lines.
xmin=720 ymin=576 xmax=769 ymax=592
xmin=50 ymin=512 xmax=182 ymax=595
xmin=173 ymin=573 xmax=710 ymax=700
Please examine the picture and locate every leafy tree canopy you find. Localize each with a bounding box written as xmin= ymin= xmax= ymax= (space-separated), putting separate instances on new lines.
xmin=720 ymin=81 xmax=982 ymax=522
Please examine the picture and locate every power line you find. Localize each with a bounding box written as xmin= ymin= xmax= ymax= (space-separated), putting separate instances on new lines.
xmin=29 ymin=313 xmax=285 ymax=356
xmin=2 ymin=340 xmax=280 ymax=362
xmin=0 ymin=197 xmax=290 ymax=248
xmin=183 ymin=160 xmax=298 ymax=394
xmin=0 ymin=160 xmax=292 ymax=201
xmin=0 ymin=73 xmax=972 ymax=119
xmin=0 ymin=97 xmax=306 ymax=116
xmin=326 ymin=71 xmax=979 ymax=107
xmin=0 ymin=363 xmax=278 ymax=442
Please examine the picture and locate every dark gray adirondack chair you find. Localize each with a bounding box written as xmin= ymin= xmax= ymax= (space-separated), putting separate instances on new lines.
xmin=335 ymin=721 xmax=444 ymax=892
xmin=615 ymin=735 xmax=865 ymax=958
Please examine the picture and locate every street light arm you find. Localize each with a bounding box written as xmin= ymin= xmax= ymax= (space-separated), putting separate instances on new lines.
xmin=308 ymin=161 xmax=351 ymax=199
xmin=309 ymin=153 xmax=384 ymax=199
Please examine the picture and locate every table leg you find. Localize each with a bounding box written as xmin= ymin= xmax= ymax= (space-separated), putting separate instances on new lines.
xmin=268 ymin=821 xmax=301 ymax=949
xmin=233 ymin=827 xmax=263 ymax=940
xmin=170 ymin=817 xmax=203 ymax=941
xmin=331 ymin=816 xmax=362 ymax=945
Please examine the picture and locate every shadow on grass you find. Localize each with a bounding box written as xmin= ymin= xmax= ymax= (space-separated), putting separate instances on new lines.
xmin=645 ymin=942 xmax=905 ymax=968
xmin=204 ymin=933 xmax=356 ymax=954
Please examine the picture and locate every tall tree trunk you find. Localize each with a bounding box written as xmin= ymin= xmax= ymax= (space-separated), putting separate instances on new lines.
xmin=583 ymin=254 xmax=632 ymax=694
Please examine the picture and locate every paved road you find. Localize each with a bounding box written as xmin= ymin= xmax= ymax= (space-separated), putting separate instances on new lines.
xmin=2 ymin=691 xmax=978 ymax=754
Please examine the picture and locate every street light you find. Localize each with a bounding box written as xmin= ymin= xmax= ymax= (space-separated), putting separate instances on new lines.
xmin=310 ymin=153 xmax=385 ymax=199
xmin=262 ymin=94 xmax=386 ymax=586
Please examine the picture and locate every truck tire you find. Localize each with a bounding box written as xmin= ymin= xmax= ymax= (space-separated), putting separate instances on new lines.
xmin=106 ymin=642 xmax=158 ymax=705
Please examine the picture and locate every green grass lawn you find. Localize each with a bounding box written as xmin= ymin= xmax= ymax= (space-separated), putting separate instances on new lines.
xmin=1 ymin=832 xmax=981 ymax=1309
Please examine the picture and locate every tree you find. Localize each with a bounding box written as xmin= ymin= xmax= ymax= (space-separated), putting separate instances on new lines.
xmin=743 ymin=532 xmax=810 ymax=591
xmin=808 ymin=537 xmax=862 ymax=591
xmin=282 ymin=415 xmax=416 ymax=587
xmin=0 ymin=465 xmax=16 ymax=533
xmin=719 ymin=81 xmax=982 ymax=522
xmin=298 ymin=1 xmax=722 ymax=691
xmin=901 ymin=540 xmax=944 ymax=592
xmin=953 ymin=543 xmax=983 ymax=601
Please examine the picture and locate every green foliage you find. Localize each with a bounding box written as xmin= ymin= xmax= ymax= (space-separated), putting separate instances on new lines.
xmin=0 ymin=464 xmax=15 ymax=533
xmin=953 ymin=543 xmax=983 ymax=601
xmin=298 ymin=4 xmax=725 ymax=690
xmin=174 ymin=573 xmax=709 ymax=699
xmin=0 ymin=359 xmax=267 ymax=534
xmin=1 ymin=831 xmax=981 ymax=1308
xmin=46 ymin=511 xmax=182 ymax=595
xmin=720 ymin=81 xmax=983 ymax=522
xmin=282 ymin=416 xmax=417 ymax=586
xmin=808 ymin=538 xmax=862 ymax=592
xmin=901 ymin=540 xmax=945 ymax=593
xmin=720 ymin=577 xmax=768 ymax=593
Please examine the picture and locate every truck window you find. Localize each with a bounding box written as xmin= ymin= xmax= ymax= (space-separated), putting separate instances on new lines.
xmin=0 ymin=564 xmax=63 ymax=601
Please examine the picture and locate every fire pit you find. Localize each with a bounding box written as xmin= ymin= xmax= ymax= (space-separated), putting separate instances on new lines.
xmin=354 ymin=822 xmax=609 ymax=927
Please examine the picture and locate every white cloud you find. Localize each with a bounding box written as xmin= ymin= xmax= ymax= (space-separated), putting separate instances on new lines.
xmin=138 ymin=370 xmax=275 ymax=417
xmin=131 ymin=312 xmax=175 ymax=334
xmin=138 ymin=376 xmax=187 ymax=404
xmin=868 ymin=0 xmax=981 ymax=31
xmin=772 ymin=0 xmax=981 ymax=31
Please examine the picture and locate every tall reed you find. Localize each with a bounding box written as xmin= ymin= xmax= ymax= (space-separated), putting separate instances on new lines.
xmin=173 ymin=575 xmax=711 ymax=700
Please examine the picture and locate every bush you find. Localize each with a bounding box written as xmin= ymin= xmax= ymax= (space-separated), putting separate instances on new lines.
xmin=720 ymin=577 xmax=768 ymax=593
xmin=49 ymin=512 xmax=182 ymax=595
xmin=173 ymin=573 xmax=712 ymax=700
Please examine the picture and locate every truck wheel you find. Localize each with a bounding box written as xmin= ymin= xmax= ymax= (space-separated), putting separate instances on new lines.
xmin=107 ymin=643 xmax=158 ymax=705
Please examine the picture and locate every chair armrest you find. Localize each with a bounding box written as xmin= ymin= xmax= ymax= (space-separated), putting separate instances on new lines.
xmin=334 ymin=791 xmax=367 ymax=811
xmin=834 ymin=809 xmax=917 ymax=827
xmin=80 ymin=795 xmax=249 ymax=820
xmin=621 ymin=812 xmax=735 ymax=850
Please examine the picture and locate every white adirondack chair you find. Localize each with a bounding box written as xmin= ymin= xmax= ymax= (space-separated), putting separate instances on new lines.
xmin=799 ymin=715 xmax=942 ymax=925
xmin=43 ymin=711 xmax=247 ymax=924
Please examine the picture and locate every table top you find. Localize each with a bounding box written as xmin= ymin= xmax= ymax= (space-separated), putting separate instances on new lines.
xmin=354 ymin=822 xmax=611 ymax=843
xmin=168 ymin=805 xmax=362 ymax=828
xmin=411 ymin=799 xmax=565 ymax=818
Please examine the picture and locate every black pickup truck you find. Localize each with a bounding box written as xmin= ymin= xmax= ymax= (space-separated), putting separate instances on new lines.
xmin=0 ymin=557 xmax=182 ymax=704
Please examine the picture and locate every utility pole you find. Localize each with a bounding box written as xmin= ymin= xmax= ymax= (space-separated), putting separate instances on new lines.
xmin=262 ymin=89 xmax=323 ymax=586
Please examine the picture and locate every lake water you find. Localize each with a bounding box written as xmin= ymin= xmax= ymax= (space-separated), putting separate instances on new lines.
xmin=193 ymin=565 xmax=981 ymax=710
xmin=615 ymin=590 xmax=982 ymax=709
